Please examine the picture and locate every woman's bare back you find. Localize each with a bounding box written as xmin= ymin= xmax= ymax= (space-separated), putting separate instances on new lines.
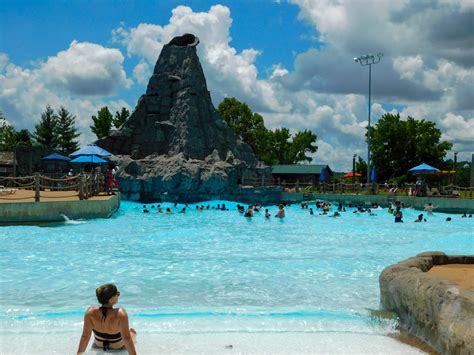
xmin=88 ymin=307 xmax=121 ymax=334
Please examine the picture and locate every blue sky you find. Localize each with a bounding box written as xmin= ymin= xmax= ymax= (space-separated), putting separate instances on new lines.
xmin=1 ymin=0 xmax=472 ymax=170
xmin=0 ymin=1 xmax=316 ymax=77
xmin=1 ymin=1 xmax=315 ymax=104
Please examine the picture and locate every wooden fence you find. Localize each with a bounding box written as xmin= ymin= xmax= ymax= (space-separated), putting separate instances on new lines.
xmin=0 ymin=171 xmax=106 ymax=201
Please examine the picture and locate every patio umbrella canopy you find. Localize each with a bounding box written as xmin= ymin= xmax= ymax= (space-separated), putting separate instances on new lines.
xmin=408 ymin=163 xmax=440 ymax=173
xmin=343 ymin=171 xmax=362 ymax=178
xmin=42 ymin=152 xmax=71 ymax=161
xmin=70 ymin=155 xmax=107 ymax=164
xmin=70 ymin=144 xmax=112 ymax=158
xmin=319 ymin=168 xmax=326 ymax=182
xmin=370 ymin=167 xmax=377 ymax=182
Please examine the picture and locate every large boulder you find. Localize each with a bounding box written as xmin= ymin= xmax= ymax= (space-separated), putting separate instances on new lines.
xmin=97 ymin=34 xmax=276 ymax=202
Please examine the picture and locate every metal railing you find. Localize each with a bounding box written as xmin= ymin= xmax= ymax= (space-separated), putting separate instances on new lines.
xmin=238 ymin=178 xmax=474 ymax=199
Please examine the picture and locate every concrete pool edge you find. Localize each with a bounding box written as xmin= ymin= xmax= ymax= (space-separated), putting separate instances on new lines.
xmin=380 ymin=252 xmax=474 ymax=354
xmin=0 ymin=193 xmax=120 ymax=224
xmin=282 ymin=192 xmax=474 ymax=213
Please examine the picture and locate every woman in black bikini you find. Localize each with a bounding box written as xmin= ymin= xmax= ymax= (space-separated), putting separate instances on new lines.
xmin=77 ymin=284 xmax=137 ymax=354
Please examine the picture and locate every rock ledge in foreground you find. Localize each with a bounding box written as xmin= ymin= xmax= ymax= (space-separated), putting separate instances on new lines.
xmin=380 ymin=252 xmax=474 ymax=355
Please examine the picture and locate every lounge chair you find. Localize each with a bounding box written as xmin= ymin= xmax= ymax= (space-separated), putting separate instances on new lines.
xmin=430 ymin=188 xmax=440 ymax=196
xmin=0 ymin=185 xmax=17 ymax=194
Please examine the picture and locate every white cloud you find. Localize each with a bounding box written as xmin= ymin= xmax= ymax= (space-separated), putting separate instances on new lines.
xmin=440 ymin=112 xmax=474 ymax=143
xmin=0 ymin=43 xmax=132 ymax=146
xmin=40 ymin=40 xmax=131 ymax=95
xmin=270 ymin=64 xmax=289 ymax=79
xmin=393 ymin=55 xmax=424 ymax=81
xmin=133 ymin=61 xmax=151 ymax=85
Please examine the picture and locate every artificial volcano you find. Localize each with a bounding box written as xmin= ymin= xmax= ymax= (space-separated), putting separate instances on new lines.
xmin=97 ymin=34 xmax=277 ymax=202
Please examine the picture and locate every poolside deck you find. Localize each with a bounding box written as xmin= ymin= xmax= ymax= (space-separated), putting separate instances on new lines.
xmin=0 ymin=189 xmax=120 ymax=223
xmin=0 ymin=189 xmax=114 ymax=203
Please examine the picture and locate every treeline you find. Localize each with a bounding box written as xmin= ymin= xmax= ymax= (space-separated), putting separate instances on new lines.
xmin=0 ymin=106 xmax=129 ymax=155
xmin=0 ymin=107 xmax=80 ymax=155
xmin=217 ymin=98 xmax=458 ymax=184
xmin=1 ymin=99 xmax=459 ymax=184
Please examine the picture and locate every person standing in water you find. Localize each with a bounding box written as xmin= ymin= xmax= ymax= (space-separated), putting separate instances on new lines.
xmin=394 ymin=207 xmax=403 ymax=223
xmin=77 ymin=284 xmax=137 ymax=354
xmin=275 ymin=204 xmax=285 ymax=218
xmin=424 ymin=203 xmax=437 ymax=215
xmin=244 ymin=205 xmax=254 ymax=218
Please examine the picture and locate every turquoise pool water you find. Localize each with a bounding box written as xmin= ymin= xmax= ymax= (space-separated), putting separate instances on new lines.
xmin=1 ymin=201 xmax=473 ymax=353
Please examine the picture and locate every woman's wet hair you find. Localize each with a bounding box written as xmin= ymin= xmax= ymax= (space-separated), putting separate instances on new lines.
xmin=96 ymin=284 xmax=119 ymax=320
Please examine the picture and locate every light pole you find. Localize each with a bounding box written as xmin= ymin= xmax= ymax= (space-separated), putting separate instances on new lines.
xmin=352 ymin=154 xmax=357 ymax=185
xmin=454 ymin=151 xmax=458 ymax=185
xmin=354 ymin=52 xmax=383 ymax=184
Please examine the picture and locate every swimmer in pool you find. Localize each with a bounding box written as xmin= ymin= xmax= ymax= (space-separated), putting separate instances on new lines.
xmin=275 ymin=204 xmax=285 ymax=218
xmin=244 ymin=205 xmax=254 ymax=218
xmin=265 ymin=209 xmax=271 ymax=218
xmin=414 ymin=213 xmax=425 ymax=222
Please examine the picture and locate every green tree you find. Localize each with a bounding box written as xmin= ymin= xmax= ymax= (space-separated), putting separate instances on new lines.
xmin=369 ymin=113 xmax=452 ymax=182
xmin=355 ymin=157 xmax=367 ymax=182
xmin=91 ymin=106 xmax=113 ymax=139
xmin=113 ymin=107 xmax=130 ymax=128
xmin=55 ymin=107 xmax=80 ymax=155
xmin=0 ymin=111 xmax=17 ymax=150
xmin=12 ymin=129 xmax=33 ymax=147
xmin=0 ymin=112 xmax=33 ymax=150
xmin=217 ymin=98 xmax=268 ymax=157
xmin=262 ymin=128 xmax=291 ymax=165
xmin=217 ymin=97 xmax=318 ymax=165
xmin=289 ymin=129 xmax=318 ymax=163
xmin=33 ymin=105 xmax=57 ymax=148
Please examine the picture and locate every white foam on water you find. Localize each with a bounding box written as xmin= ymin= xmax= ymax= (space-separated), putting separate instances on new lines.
xmin=59 ymin=214 xmax=85 ymax=224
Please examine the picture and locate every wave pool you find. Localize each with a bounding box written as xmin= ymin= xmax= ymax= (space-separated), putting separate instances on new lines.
xmin=1 ymin=200 xmax=473 ymax=354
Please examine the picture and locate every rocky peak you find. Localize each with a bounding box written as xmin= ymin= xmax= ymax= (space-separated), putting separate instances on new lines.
xmin=96 ymin=34 xmax=274 ymax=202
xmin=97 ymin=33 xmax=257 ymax=165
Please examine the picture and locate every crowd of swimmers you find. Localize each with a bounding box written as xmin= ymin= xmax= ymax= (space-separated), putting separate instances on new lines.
xmin=141 ymin=200 xmax=472 ymax=222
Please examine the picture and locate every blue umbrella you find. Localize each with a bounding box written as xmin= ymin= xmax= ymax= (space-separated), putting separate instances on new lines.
xmin=70 ymin=155 xmax=107 ymax=164
xmin=319 ymin=168 xmax=326 ymax=182
xmin=408 ymin=163 xmax=439 ymax=173
xmin=42 ymin=152 xmax=71 ymax=161
xmin=70 ymin=144 xmax=112 ymax=158
xmin=370 ymin=166 xmax=377 ymax=182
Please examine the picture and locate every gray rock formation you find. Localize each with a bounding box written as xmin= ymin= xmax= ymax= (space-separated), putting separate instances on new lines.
xmin=97 ymin=34 xmax=276 ymax=202
xmin=380 ymin=252 xmax=474 ymax=354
